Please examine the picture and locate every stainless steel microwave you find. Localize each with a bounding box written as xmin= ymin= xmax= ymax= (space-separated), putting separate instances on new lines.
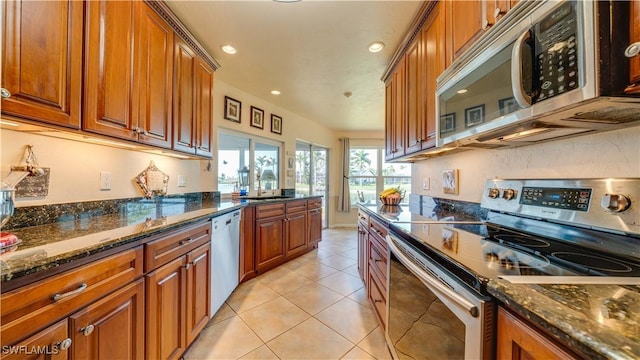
xmin=436 ymin=0 xmax=639 ymax=150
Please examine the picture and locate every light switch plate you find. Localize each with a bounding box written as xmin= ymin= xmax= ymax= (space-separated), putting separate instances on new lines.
xmin=423 ymin=177 xmax=430 ymax=190
xmin=178 ymin=175 xmax=187 ymax=187
xmin=100 ymin=171 xmax=112 ymax=191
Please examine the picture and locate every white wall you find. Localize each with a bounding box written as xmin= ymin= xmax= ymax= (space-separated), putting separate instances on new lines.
xmin=411 ymin=126 xmax=640 ymax=203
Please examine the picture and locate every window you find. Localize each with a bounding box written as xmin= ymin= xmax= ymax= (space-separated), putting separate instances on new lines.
xmin=218 ymin=130 xmax=281 ymax=194
xmin=296 ymin=141 xmax=328 ymax=228
xmin=349 ymin=147 xmax=411 ymax=205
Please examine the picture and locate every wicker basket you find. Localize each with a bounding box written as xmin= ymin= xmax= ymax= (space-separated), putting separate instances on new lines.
xmin=379 ymin=196 xmax=402 ymax=205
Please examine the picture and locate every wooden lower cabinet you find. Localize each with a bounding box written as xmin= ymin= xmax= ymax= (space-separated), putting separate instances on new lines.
xmin=0 ymin=319 xmax=70 ymax=360
xmin=146 ymin=242 xmax=210 ymax=360
xmin=285 ymin=211 xmax=308 ymax=257
xmin=256 ymin=215 xmax=286 ymax=273
xmin=69 ymin=279 xmax=145 ymax=360
xmin=308 ymin=206 xmax=322 ymax=249
xmin=497 ymin=307 xmax=580 ymax=360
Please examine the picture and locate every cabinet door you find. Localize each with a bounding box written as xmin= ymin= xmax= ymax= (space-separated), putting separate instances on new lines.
xmin=240 ymin=206 xmax=256 ymax=283
xmin=146 ymin=256 xmax=187 ymax=360
xmin=134 ymin=2 xmax=173 ymax=148
xmin=83 ymin=0 xmax=138 ymax=141
xmin=1 ymin=319 xmax=70 ymax=360
xmin=308 ymin=207 xmax=322 ymax=249
xmin=626 ymin=0 xmax=640 ymax=94
xmin=404 ymin=35 xmax=423 ymax=155
xmin=421 ymin=1 xmax=445 ymax=150
xmin=255 ymin=217 xmax=285 ymax=273
xmin=69 ymin=279 xmax=145 ymax=360
xmin=497 ymin=307 xmax=579 ymax=360
xmin=194 ymin=58 xmax=214 ymax=158
xmin=485 ymin=0 xmax=511 ymax=28
xmin=285 ymin=211 xmax=307 ymax=258
xmin=357 ymin=224 xmax=368 ymax=284
xmin=447 ymin=0 xmax=485 ymax=63
xmin=384 ymin=81 xmax=394 ymax=159
xmin=386 ymin=62 xmax=406 ymax=160
xmin=185 ymin=244 xmax=211 ymax=345
xmin=172 ymin=36 xmax=197 ymax=154
xmin=1 ymin=0 xmax=82 ymax=129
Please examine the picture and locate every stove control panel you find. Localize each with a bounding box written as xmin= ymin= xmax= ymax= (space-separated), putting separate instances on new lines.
xmin=481 ymin=179 xmax=640 ymax=236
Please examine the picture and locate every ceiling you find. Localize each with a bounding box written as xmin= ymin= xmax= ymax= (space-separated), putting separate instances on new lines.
xmin=165 ymin=1 xmax=423 ymax=133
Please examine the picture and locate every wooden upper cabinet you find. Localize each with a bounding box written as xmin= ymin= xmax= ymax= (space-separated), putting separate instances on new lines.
xmin=84 ymin=1 xmax=173 ymax=148
xmin=195 ymin=58 xmax=214 ymax=158
xmin=446 ymin=0 xmax=485 ymax=64
xmin=134 ymin=2 xmax=174 ymax=149
xmin=626 ymin=0 xmax=640 ymax=94
xmin=485 ymin=0 xmax=512 ymax=28
xmin=384 ymin=81 xmax=394 ymax=159
xmin=421 ymin=1 xmax=445 ymax=151
xmin=1 ymin=0 xmax=82 ymax=129
xmin=173 ymin=37 xmax=197 ymax=154
xmin=404 ymin=35 xmax=423 ymax=155
xmin=385 ymin=61 xmax=406 ymax=161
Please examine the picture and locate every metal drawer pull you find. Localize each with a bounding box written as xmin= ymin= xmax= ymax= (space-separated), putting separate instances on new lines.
xmin=57 ymin=338 xmax=72 ymax=351
xmin=626 ymin=42 xmax=640 ymax=58
xmin=80 ymin=324 xmax=95 ymax=336
xmin=179 ymin=238 xmax=194 ymax=246
xmin=184 ymin=263 xmax=191 ymax=270
xmin=53 ymin=283 xmax=87 ymax=301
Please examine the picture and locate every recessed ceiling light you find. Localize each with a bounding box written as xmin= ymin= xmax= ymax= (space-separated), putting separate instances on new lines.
xmin=271 ymin=90 xmax=281 ymax=95
xmin=457 ymin=89 xmax=468 ymax=94
xmin=368 ymin=41 xmax=385 ymax=53
xmin=222 ymin=45 xmax=237 ymax=54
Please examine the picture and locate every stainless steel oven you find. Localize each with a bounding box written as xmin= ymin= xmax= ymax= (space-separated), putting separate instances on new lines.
xmin=386 ymin=231 xmax=495 ymax=360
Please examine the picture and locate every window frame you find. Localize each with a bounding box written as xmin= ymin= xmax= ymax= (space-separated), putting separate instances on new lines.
xmin=349 ymin=146 xmax=411 ymax=205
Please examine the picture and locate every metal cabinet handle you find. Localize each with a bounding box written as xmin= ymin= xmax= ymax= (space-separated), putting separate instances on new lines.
xmin=494 ymin=7 xmax=506 ymax=19
xmin=481 ymin=19 xmax=492 ymax=30
xmin=53 ymin=283 xmax=87 ymax=301
xmin=184 ymin=263 xmax=191 ymax=270
xmin=191 ymin=253 xmax=207 ymax=266
xmin=0 ymin=88 xmax=10 ymax=99
xmin=80 ymin=324 xmax=95 ymax=336
xmin=57 ymin=338 xmax=72 ymax=351
xmin=626 ymin=42 xmax=640 ymax=58
xmin=511 ymin=30 xmax=533 ymax=108
xmin=179 ymin=238 xmax=194 ymax=246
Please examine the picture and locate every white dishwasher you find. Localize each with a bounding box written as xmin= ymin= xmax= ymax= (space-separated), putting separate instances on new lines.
xmin=210 ymin=210 xmax=241 ymax=316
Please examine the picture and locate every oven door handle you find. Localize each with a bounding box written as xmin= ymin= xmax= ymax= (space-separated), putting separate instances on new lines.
xmin=387 ymin=236 xmax=479 ymax=318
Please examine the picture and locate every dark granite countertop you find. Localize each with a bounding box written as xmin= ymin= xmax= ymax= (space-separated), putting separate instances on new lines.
xmin=489 ymin=279 xmax=640 ymax=360
xmin=0 ymin=194 xmax=320 ymax=284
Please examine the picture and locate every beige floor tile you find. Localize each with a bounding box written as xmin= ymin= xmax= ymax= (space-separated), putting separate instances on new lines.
xmin=209 ymin=302 xmax=236 ymax=326
xmin=280 ymin=255 xmax=313 ymax=271
xmin=357 ymin=326 xmax=392 ymax=360
xmin=257 ymin=266 xmax=293 ymax=283
xmin=318 ymin=271 xmax=364 ymax=296
xmin=347 ymin=287 xmax=372 ymax=309
xmin=315 ymin=249 xmax=336 ymax=259
xmin=293 ymin=261 xmax=339 ymax=281
xmin=184 ymin=316 xmax=263 ymax=360
xmin=239 ymin=345 xmax=279 ymax=360
xmin=267 ymin=318 xmax=354 ymax=359
xmin=341 ymin=346 xmax=376 ymax=360
xmin=260 ymin=269 xmax=314 ymax=294
xmin=319 ymin=254 xmax=357 ymax=270
xmin=341 ymin=264 xmax=361 ymax=278
xmin=315 ymin=298 xmax=379 ymax=343
xmin=283 ymin=282 xmax=344 ymax=315
xmin=341 ymin=248 xmax=359 ymax=260
xmin=226 ymin=279 xmax=280 ymax=313
xmin=239 ymin=297 xmax=310 ymax=342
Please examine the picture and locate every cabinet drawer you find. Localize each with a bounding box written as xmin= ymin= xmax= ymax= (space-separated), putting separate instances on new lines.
xmin=144 ymin=221 xmax=211 ymax=271
xmin=256 ymin=203 xmax=285 ymax=219
xmin=286 ymin=200 xmax=307 ymax=214
xmin=368 ymin=269 xmax=387 ymax=330
xmin=308 ymin=198 xmax=322 ymax=209
xmin=368 ymin=237 xmax=388 ymax=287
xmin=1 ymin=246 xmax=143 ymax=346
xmin=357 ymin=209 xmax=369 ymax=227
xmin=369 ymin=217 xmax=388 ymax=249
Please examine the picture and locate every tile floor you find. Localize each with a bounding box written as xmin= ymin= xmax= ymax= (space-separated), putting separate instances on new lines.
xmin=184 ymin=228 xmax=392 ymax=360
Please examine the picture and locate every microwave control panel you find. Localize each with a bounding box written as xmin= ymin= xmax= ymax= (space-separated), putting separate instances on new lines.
xmin=533 ymin=1 xmax=579 ymax=103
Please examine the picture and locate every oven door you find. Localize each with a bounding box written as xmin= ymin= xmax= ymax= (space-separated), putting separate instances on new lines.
xmin=385 ymin=233 xmax=494 ymax=360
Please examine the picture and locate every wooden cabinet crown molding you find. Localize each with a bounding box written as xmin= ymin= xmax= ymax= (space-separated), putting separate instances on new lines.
xmin=144 ymin=0 xmax=221 ymax=71
xmin=381 ymin=1 xmax=437 ymax=83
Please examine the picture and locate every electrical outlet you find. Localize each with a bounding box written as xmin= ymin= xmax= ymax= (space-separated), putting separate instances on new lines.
xmin=100 ymin=171 xmax=112 ymax=191
xmin=178 ymin=175 xmax=187 ymax=187
xmin=423 ymin=177 xmax=430 ymax=190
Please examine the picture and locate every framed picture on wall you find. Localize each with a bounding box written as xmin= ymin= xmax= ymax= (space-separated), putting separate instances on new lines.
xmin=250 ymin=106 xmax=264 ymax=129
xmin=224 ymin=96 xmax=241 ymax=123
xmin=271 ymin=114 xmax=282 ymax=135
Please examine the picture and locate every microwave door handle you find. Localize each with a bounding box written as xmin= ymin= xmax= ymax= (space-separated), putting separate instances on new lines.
xmin=511 ymin=30 xmax=532 ymax=108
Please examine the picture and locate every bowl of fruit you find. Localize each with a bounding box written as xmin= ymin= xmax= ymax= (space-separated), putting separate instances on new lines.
xmin=379 ymin=187 xmax=405 ymax=206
